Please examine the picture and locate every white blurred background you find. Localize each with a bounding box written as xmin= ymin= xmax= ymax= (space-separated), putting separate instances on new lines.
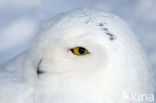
xmin=0 ymin=0 xmax=155 ymax=71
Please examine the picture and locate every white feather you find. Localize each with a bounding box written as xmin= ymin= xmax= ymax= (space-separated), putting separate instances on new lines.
xmin=0 ymin=8 xmax=154 ymax=103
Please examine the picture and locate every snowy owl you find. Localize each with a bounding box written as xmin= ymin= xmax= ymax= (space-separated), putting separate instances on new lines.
xmin=0 ymin=8 xmax=155 ymax=103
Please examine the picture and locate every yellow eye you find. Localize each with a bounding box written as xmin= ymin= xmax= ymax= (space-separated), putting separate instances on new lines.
xmin=71 ymin=47 xmax=89 ymax=55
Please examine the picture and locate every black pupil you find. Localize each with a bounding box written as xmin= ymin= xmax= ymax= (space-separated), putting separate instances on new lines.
xmin=78 ymin=47 xmax=85 ymax=54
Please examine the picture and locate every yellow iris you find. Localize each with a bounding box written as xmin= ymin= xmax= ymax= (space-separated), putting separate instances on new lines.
xmin=71 ymin=47 xmax=89 ymax=55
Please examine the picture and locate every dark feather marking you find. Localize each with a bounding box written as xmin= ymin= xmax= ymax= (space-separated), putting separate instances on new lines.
xmin=103 ymin=28 xmax=108 ymax=31
xmin=99 ymin=23 xmax=104 ymax=26
xmin=106 ymin=32 xmax=115 ymax=41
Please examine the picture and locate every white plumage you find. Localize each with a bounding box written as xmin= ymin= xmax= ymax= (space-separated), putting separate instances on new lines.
xmin=0 ymin=8 xmax=154 ymax=103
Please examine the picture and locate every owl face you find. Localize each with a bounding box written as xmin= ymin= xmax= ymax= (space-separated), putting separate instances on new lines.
xmin=35 ymin=8 xmax=134 ymax=77
xmin=37 ymin=24 xmax=108 ymax=75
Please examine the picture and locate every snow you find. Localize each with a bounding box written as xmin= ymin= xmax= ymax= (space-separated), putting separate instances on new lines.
xmin=0 ymin=18 xmax=38 ymax=63
xmin=0 ymin=0 xmax=155 ymax=70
